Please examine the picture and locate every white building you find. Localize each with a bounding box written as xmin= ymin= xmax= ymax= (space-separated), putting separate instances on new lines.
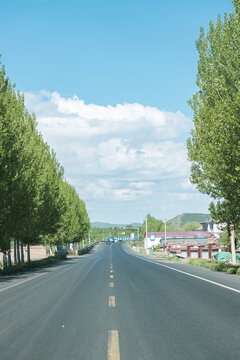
xmin=200 ymin=220 xmax=223 ymax=238
xmin=144 ymin=231 xmax=212 ymax=249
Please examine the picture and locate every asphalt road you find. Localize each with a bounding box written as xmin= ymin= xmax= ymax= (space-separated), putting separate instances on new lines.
xmin=0 ymin=242 xmax=239 ymax=360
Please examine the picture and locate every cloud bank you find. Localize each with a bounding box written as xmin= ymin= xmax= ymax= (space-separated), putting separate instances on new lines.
xmin=24 ymin=91 xmax=209 ymax=222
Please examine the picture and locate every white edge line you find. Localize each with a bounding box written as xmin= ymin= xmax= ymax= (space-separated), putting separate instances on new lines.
xmin=0 ymin=256 xmax=87 ymax=293
xmin=124 ymin=245 xmax=240 ymax=294
xmin=0 ymin=272 xmax=46 ymax=293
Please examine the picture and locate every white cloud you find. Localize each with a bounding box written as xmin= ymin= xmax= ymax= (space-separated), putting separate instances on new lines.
xmin=24 ymin=91 xmax=192 ymax=141
xmin=113 ymin=188 xmax=152 ymax=201
xmin=23 ymin=90 xmax=206 ymax=220
xmin=168 ymin=192 xmax=206 ymax=201
xmin=129 ymin=182 xmax=154 ymax=190
xmin=181 ymin=178 xmax=196 ymax=191
xmin=96 ymin=138 xmax=189 ymax=179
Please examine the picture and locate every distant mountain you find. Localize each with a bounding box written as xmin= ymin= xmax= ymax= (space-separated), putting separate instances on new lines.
xmin=91 ymin=222 xmax=142 ymax=229
xmin=167 ymin=213 xmax=210 ymax=230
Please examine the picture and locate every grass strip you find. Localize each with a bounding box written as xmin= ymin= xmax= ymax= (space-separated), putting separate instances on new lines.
xmin=187 ymin=258 xmax=240 ymax=275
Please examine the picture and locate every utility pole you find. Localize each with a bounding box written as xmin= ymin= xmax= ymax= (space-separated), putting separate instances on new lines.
xmin=164 ymin=219 xmax=167 ymax=250
xmin=145 ymin=215 xmax=148 ymax=250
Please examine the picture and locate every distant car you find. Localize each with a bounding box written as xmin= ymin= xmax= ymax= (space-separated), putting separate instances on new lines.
xmin=175 ymin=254 xmax=184 ymax=259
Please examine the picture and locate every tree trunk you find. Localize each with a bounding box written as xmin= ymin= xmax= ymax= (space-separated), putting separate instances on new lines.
xmin=16 ymin=239 xmax=20 ymax=264
xmin=27 ymin=244 xmax=30 ymax=262
xmin=14 ymin=239 xmax=17 ymax=264
xmin=3 ymin=252 xmax=7 ymax=270
xmin=230 ymin=227 xmax=237 ymax=265
xmin=20 ymin=241 xmax=24 ymax=263
xmin=7 ymin=250 xmax=11 ymax=267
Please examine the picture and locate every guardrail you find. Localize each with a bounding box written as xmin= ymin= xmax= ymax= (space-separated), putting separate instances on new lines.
xmin=78 ymin=241 xmax=100 ymax=255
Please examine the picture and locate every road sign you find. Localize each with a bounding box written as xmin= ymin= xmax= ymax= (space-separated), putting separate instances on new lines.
xmin=150 ymin=234 xmax=155 ymax=241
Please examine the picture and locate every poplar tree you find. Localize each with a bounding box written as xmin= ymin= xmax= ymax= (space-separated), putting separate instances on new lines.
xmin=0 ymin=58 xmax=90 ymax=265
xmin=187 ymin=0 xmax=240 ymax=263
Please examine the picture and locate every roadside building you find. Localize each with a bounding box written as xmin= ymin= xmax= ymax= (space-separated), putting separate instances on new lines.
xmin=144 ymin=231 xmax=222 ymax=259
xmin=145 ymin=231 xmax=212 ymax=249
xmin=200 ymin=220 xmax=223 ymax=238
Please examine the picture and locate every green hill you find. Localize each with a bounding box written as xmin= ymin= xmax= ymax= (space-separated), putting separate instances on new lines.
xmin=167 ymin=213 xmax=210 ymax=230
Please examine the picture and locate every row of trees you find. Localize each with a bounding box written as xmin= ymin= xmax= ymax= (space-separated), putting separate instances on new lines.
xmin=140 ymin=214 xmax=173 ymax=237
xmin=187 ymin=0 xmax=240 ymax=263
xmin=0 ymin=58 xmax=90 ymax=267
xmin=88 ymin=215 xmax=174 ymax=243
xmin=89 ymin=215 xmax=201 ymax=244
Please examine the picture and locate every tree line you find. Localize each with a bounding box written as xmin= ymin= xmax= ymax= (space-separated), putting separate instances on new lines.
xmin=187 ymin=0 xmax=240 ymax=263
xmin=0 ymin=58 xmax=90 ymax=268
xmin=89 ymin=214 xmax=201 ymax=243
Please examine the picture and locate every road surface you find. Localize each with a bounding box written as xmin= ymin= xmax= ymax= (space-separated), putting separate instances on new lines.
xmin=0 ymin=242 xmax=239 ymax=360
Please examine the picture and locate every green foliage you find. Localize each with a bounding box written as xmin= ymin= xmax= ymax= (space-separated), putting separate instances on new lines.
xmin=0 ymin=57 xmax=89 ymax=257
xmin=187 ymin=1 xmax=240 ymax=228
xmin=89 ymin=225 xmax=140 ymax=242
xmin=168 ymin=213 xmax=209 ymax=230
xmin=140 ymin=214 xmax=173 ymax=239
xmin=220 ymin=230 xmax=231 ymax=251
xmin=188 ymin=258 xmax=240 ymax=273
xmin=169 ymin=255 xmax=180 ymax=261
xmin=227 ymin=267 xmax=237 ymax=274
xmin=181 ymin=221 xmax=201 ymax=231
xmin=50 ymin=180 xmax=90 ymax=246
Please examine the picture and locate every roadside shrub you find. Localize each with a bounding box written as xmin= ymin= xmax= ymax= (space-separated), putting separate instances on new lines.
xmin=188 ymin=258 xmax=212 ymax=268
xmin=170 ymin=255 xmax=180 ymax=261
xmin=227 ymin=267 xmax=237 ymax=274
xmin=187 ymin=257 xmax=240 ymax=275
xmin=212 ymin=262 xmax=225 ymax=271
xmin=221 ymin=266 xmax=229 ymax=272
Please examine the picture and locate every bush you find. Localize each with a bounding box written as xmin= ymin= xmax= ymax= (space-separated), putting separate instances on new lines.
xmin=212 ymin=262 xmax=225 ymax=271
xmin=187 ymin=257 xmax=240 ymax=274
xmin=227 ymin=267 xmax=237 ymax=274
xmin=236 ymin=268 xmax=240 ymax=275
xmin=170 ymin=255 xmax=180 ymax=261
xmin=222 ymin=266 xmax=231 ymax=272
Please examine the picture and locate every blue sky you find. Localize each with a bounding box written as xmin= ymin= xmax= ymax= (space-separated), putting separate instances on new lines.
xmin=0 ymin=0 xmax=234 ymax=224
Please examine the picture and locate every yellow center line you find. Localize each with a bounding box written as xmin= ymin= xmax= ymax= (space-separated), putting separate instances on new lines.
xmin=109 ymin=282 xmax=114 ymax=288
xmin=108 ymin=330 xmax=120 ymax=360
xmin=109 ymin=296 xmax=116 ymax=307
xmin=110 ymin=274 xmax=114 ymax=279
xmin=110 ymin=269 xmax=113 ymax=273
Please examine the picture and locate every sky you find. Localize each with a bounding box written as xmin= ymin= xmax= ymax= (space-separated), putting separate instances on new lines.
xmin=0 ymin=0 xmax=234 ymax=224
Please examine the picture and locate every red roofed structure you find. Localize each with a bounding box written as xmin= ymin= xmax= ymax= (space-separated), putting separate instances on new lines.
xmin=147 ymin=231 xmax=211 ymax=238
xmin=145 ymin=231 xmax=215 ymax=249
